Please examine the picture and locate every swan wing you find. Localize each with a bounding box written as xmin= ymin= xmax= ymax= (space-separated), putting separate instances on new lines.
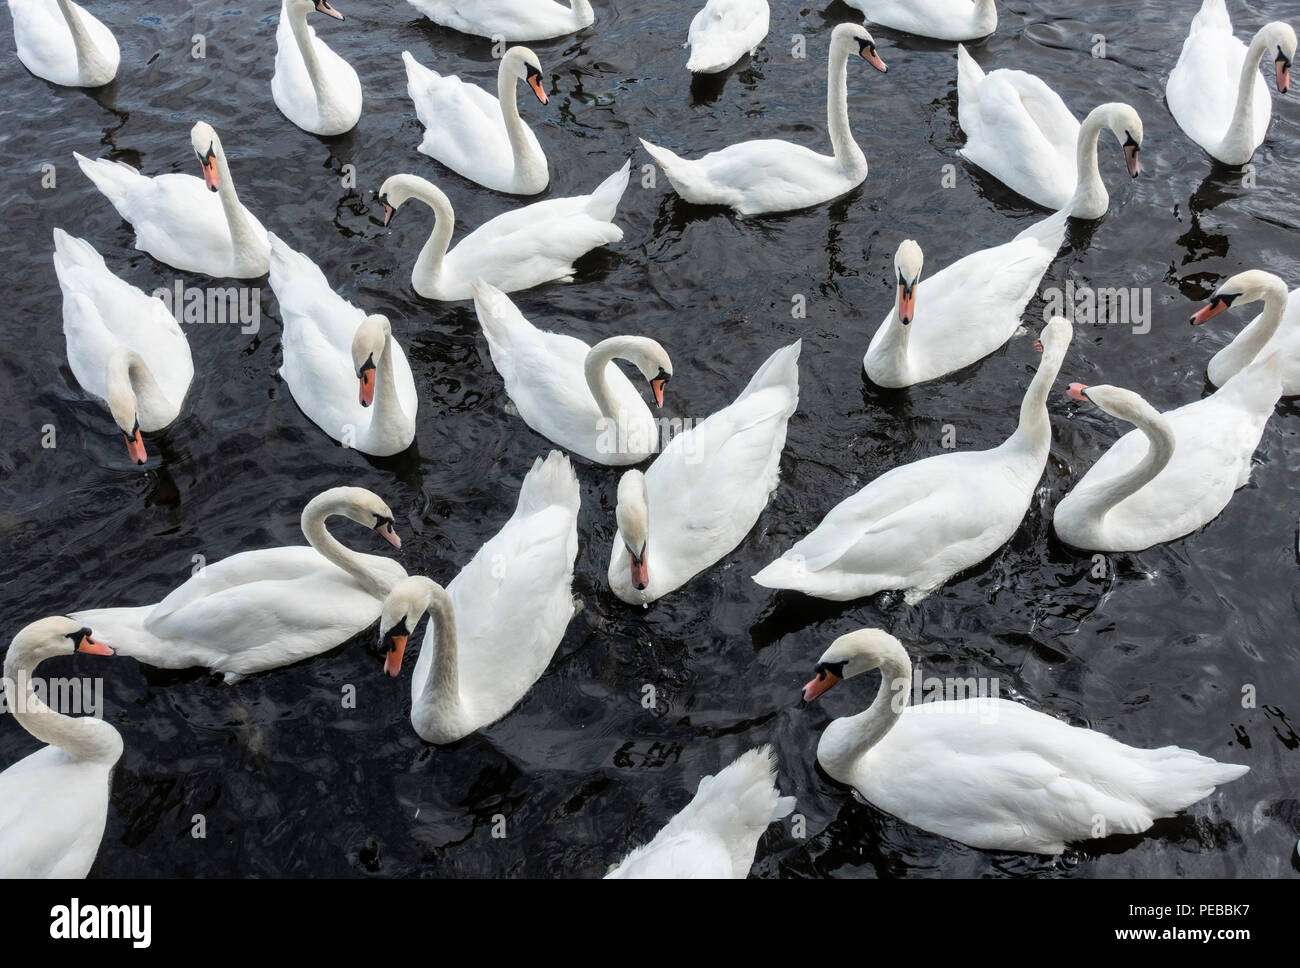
xmin=0 ymin=747 xmax=111 ymax=878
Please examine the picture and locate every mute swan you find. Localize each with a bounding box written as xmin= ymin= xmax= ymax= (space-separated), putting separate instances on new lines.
xmin=473 ymin=281 xmax=672 ymax=465
xmin=8 ymin=0 xmax=119 ymax=87
xmin=803 ymin=628 xmax=1249 ymax=855
xmin=1054 ymin=360 xmax=1282 ymax=553
xmin=268 ymin=234 xmax=417 ymax=456
xmin=72 ymin=488 xmax=406 ymax=683
xmin=1191 ymin=269 xmax=1300 ymax=396
xmin=377 ymin=161 xmax=628 ymax=301
xmin=403 ymin=47 xmax=549 ymax=196
xmin=403 ymin=0 xmax=593 ymax=42
xmin=685 ymin=0 xmax=770 ymax=74
xmin=1167 ymin=0 xmax=1296 ymax=166
xmin=956 ymin=46 xmax=1143 ymax=219
xmin=272 ymin=0 xmax=362 ymax=137
xmin=639 ymin=23 xmax=888 ymax=217
xmin=75 ymin=122 xmax=271 ymax=278
xmin=0 ymin=617 xmax=119 ymax=878
xmin=609 ymin=341 xmax=800 ymax=605
xmin=864 ymin=210 xmax=1067 ymax=387
xmin=52 ymin=229 xmax=194 ymax=466
xmin=377 ymin=452 xmax=579 ymax=744
xmin=846 ymin=0 xmax=996 ymax=42
xmin=605 ymin=746 xmax=795 ymax=878
xmin=754 ymin=318 xmax=1073 ymax=603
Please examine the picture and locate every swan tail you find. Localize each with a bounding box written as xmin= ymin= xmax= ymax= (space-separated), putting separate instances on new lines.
xmin=472 ymin=279 xmax=528 ymax=382
xmin=639 ymin=137 xmax=685 ymax=175
xmin=1015 ymin=208 xmax=1070 ymax=248
xmin=584 ymin=159 xmax=632 ymax=223
xmin=51 ymin=228 xmax=107 ymax=282
xmin=515 ymin=450 xmax=580 ymax=519
xmin=266 ymin=232 xmax=318 ymax=292
xmin=401 ymin=49 xmax=440 ymax=95
xmin=955 ymin=44 xmax=984 ymax=135
xmin=1126 ymin=746 xmax=1248 ymax=818
xmin=1192 ymin=0 xmax=1230 ymax=34
xmin=737 ymin=340 xmax=801 ymax=405
xmin=74 ymin=152 xmax=141 ymax=217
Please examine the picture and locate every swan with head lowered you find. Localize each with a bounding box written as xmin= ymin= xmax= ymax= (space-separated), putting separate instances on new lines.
xmin=685 ymin=0 xmax=770 ymax=74
xmin=403 ymin=47 xmax=549 ymax=195
xmin=1167 ymin=0 xmax=1296 ymax=166
xmin=71 ymin=488 xmax=406 ymax=683
xmin=8 ymin=0 xmax=119 ymax=87
xmin=639 ymin=23 xmax=888 ymax=217
xmin=755 ymin=318 xmax=1072 ymax=603
xmin=403 ymin=0 xmax=593 ymax=42
xmin=75 ymin=122 xmax=271 ymax=278
xmin=846 ymin=0 xmax=996 ymax=42
xmin=803 ymin=628 xmax=1249 ymax=855
xmin=956 ymin=45 xmax=1143 ymax=219
xmin=376 ymin=452 xmax=579 ymax=744
xmin=1191 ymin=269 xmax=1300 ymax=396
xmin=272 ymin=0 xmax=361 ymax=136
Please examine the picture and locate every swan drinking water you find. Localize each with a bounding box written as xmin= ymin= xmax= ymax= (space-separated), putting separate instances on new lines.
xmin=8 ymin=0 xmax=119 ymax=87
xmin=272 ymin=0 xmax=362 ymax=136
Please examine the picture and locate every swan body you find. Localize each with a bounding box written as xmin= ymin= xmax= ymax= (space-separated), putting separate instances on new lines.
xmin=0 ymin=617 xmax=120 ymax=878
xmin=378 ymin=452 xmax=580 ymax=744
xmin=640 ymin=23 xmax=888 ymax=216
xmin=845 ymin=0 xmax=996 ymax=42
xmin=403 ymin=47 xmax=549 ymax=195
xmin=71 ymin=488 xmax=406 ymax=683
xmin=956 ymin=45 xmax=1144 ymax=218
xmin=8 ymin=0 xmax=119 ymax=87
xmin=378 ymin=162 xmax=628 ymax=300
xmin=272 ymin=0 xmax=362 ymax=137
xmin=609 ymin=341 xmax=800 ymax=604
xmin=52 ymin=229 xmax=194 ymax=465
xmin=606 ymin=746 xmax=794 ymax=878
xmin=75 ymin=122 xmax=271 ymax=278
xmin=1166 ymin=0 xmax=1296 ymax=166
xmin=403 ymin=0 xmax=593 ymax=41
xmin=755 ymin=318 xmax=1072 ymax=603
xmin=1194 ymin=269 xmax=1300 ymax=396
xmin=268 ymin=234 xmax=417 ymax=456
xmin=804 ymin=629 xmax=1249 ymax=855
xmin=864 ymin=211 xmax=1067 ymax=387
xmin=685 ymin=0 xmax=770 ymax=74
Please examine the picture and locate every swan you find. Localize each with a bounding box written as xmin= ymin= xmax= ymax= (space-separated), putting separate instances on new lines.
xmin=956 ymin=45 xmax=1143 ymax=218
xmin=75 ymin=122 xmax=271 ymax=278
xmin=864 ymin=210 xmax=1067 ymax=387
xmin=472 ymin=281 xmax=672 ymax=465
xmin=845 ymin=0 xmax=996 ymax=42
xmin=803 ymin=628 xmax=1249 ymax=855
xmin=377 ymin=161 xmax=628 ymax=301
xmin=268 ymin=234 xmax=417 ymax=456
xmin=1166 ymin=0 xmax=1296 ymax=166
xmin=0 ymin=617 xmax=119 ymax=878
xmin=376 ymin=452 xmax=579 ymax=744
xmin=272 ymin=0 xmax=362 ymax=137
xmin=71 ymin=487 xmax=406 ymax=683
xmin=8 ymin=0 xmax=119 ymax=87
xmin=1191 ymin=269 xmax=1300 ymax=396
xmin=685 ymin=0 xmax=770 ymax=74
xmin=403 ymin=47 xmax=548 ymax=195
xmin=402 ymin=0 xmax=593 ymax=42
xmin=639 ymin=23 xmax=888 ymax=217
xmin=609 ymin=341 xmax=800 ymax=605
xmin=754 ymin=318 xmax=1072 ymax=603
xmin=1053 ymin=360 xmax=1283 ymax=553
xmin=52 ymin=229 xmax=194 ymax=466
xmin=605 ymin=746 xmax=795 ymax=878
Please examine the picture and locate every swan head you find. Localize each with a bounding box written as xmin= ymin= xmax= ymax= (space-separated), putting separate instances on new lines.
xmin=290 ymin=0 xmax=345 ymax=20
xmin=615 ymin=470 xmax=650 ymax=591
xmin=1190 ymin=270 xmax=1289 ymax=325
xmin=802 ymin=628 xmax=907 ymax=702
xmin=615 ymin=337 xmax=673 ymax=408
xmin=1065 ymin=383 xmax=1164 ymax=430
xmin=1086 ymin=103 xmax=1144 ymax=179
xmin=190 ymin=121 xmax=224 ymax=192
xmin=103 ymin=343 xmax=147 ymax=466
xmin=306 ymin=486 xmax=402 ymax=548
xmin=351 ymin=315 xmax=392 ymax=408
xmin=1036 ymin=315 xmax=1073 ymax=361
xmin=832 ymin=23 xmax=888 ymax=73
xmin=504 ymin=47 xmax=548 ymax=105
xmin=377 ymin=576 xmax=446 ymax=677
xmin=4 ymin=617 xmax=114 ymax=680
xmin=1259 ymin=22 xmax=1297 ymax=93
xmin=893 ymin=239 xmax=923 ymax=325
xmin=377 ymin=174 xmax=445 ymax=228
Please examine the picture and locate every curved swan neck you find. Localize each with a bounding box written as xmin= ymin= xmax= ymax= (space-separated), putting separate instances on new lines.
xmin=106 ymin=348 xmax=167 ymax=417
xmin=1010 ymin=338 xmax=1068 ymax=454
xmin=820 ymin=647 xmax=911 ymax=781
xmin=497 ymin=57 xmax=533 ymax=167
xmin=210 ymin=139 xmax=260 ymax=261
xmin=2 ymin=649 xmax=120 ymax=764
xmin=406 ymin=182 xmax=456 ymax=292
xmin=1234 ymin=278 xmax=1291 ymax=361
xmin=827 ymin=42 xmax=865 ymax=173
xmin=285 ymin=1 xmax=332 ymax=107
xmin=418 ymin=582 xmax=459 ymax=706
xmin=1075 ymin=397 xmax=1175 ymax=520
xmin=55 ymin=0 xmax=109 ymax=79
xmin=1224 ymin=30 xmax=1272 ymax=155
xmin=583 ymin=336 xmax=641 ymax=421
xmin=300 ymin=495 xmax=390 ymax=597
xmin=369 ymin=326 xmax=406 ymax=434
xmin=1069 ymin=109 xmax=1109 ymax=218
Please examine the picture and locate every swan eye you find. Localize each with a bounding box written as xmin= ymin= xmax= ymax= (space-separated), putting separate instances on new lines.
xmin=1212 ymin=292 xmax=1239 ymax=310
xmin=1278 ymin=47 xmax=1292 ymax=68
xmin=815 ymin=660 xmax=846 ymax=680
xmin=625 ymin=541 xmax=645 ymax=563
xmin=359 ymin=354 xmax=376 ymax=377
xmin=382 ymin=616 xmax=409 ymax=649
xmin=63 ymin=627 xmax=93 ymax=648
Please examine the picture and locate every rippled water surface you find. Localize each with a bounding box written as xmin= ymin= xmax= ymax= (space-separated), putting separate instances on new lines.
xmin=2 ymin=0 xmax=1299 ymax=878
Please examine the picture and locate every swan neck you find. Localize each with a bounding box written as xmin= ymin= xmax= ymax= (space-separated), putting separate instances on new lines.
xmin=821 ymin=652 xmax=911 ymax=781
xmin=108 ymin=349 xmax=167 ymax=417
xmin=301 ymin=497 xmax=390 ymax=598
xmin=55 ymin=0 xmax=107 ymax=76
xmin=369 ymin=327 xmax=406 ymax=436
xmin=583 ymin=338 xmax=634 ymax=422
xmin=211 ymin=141 xmax=259 ymax=259
xmin=1225 ymin=32 xmax=1271 ymax=153
xmin=870 ymin=310 xmax=912 ymax=380
xmin=286 ymin=1 xmax=332 ymax=105
xmin=2 ymin=650 xmax=119 ymax=764
xmin=1069 ymin=111 xmax=1107 ymax=217
xmin=420 ymin=585 xmax=460 ymax=708
xmin=827 ymin=43 xmax=865 ymax=173
xmin=497 ymin=61 xmax=533 ymax=166
xmin=1073 ymin=404 xmax=1175 ymax=521
xmin=1011 ymin=343 xmax=1065 ymax=453
xmin=411 ymin=186 xmax=455 ymax=293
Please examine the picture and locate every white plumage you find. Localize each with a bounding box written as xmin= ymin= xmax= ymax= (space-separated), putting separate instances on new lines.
xmin=272 ymin=0 xmax=362 ymax=137
xmin=8 ymin=0 xmax=119 ymax=87
xmin=685 ymin=0 xmax=770 ymax=74
xmin=403 ymin=0 xmax=593 ymax=42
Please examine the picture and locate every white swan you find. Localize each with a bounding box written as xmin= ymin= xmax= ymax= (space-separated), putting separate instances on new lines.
xmin=1054 ymin=359 xmax=1282 ymax=553
xmin=845 ymin=0 xmax=996 ymax=42
xmin=268 ymin=234 xmax=417 ymax=456
xmin=754 ymin=318 xmax=1072 ymax=603
xmin=403 ymin=47 xmax=548 ymax=195
xmin=609 ymin=341 xmax=800 ymax=604
xmin=864 ymin=210 xmax=1067 ymax=387
xmin=956 ymin=45 xmax=1143 ymax=218
xmin=639 ymin=23 xmax=888 ymax=217
xmin=685 ymin=0 xmax=770 ymax=74
xmin=8 ymin=0 xmax=119 ymax=87
xmin=52 ymin=229 xmax=193 ymax=465
xmin=272 ymin=0 xmax=361 ymax=137
xmin=605 ymin=746 xmax=794 ymax=878
xmin=376 ymin=452 xmax=579 ymax=744
xmin=473 ymin=281 xmax=672 ymax=465
xmin=1191 ymin=269 xmax=1300 ymax=396
xmin=403 ymin=0 xmax=593 ymax=42
xmin=377 ymin=161 xmax=628 ymax=301
xmin=75 ymin=122 xmax=271 ymax=278
xmin=71 ymin=487 xmax=406 ymax=683
xmin=0 ymin=617 xmax=119 ymax=878
xmin=1167 ymin=0 xmax=1296 ymax=166
xmin=803 ymin=628 xmax=1249 ymax=855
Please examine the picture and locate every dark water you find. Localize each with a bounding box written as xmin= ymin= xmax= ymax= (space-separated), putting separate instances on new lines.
xmin=1 ymin=0 xmax=1298 ymax=878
